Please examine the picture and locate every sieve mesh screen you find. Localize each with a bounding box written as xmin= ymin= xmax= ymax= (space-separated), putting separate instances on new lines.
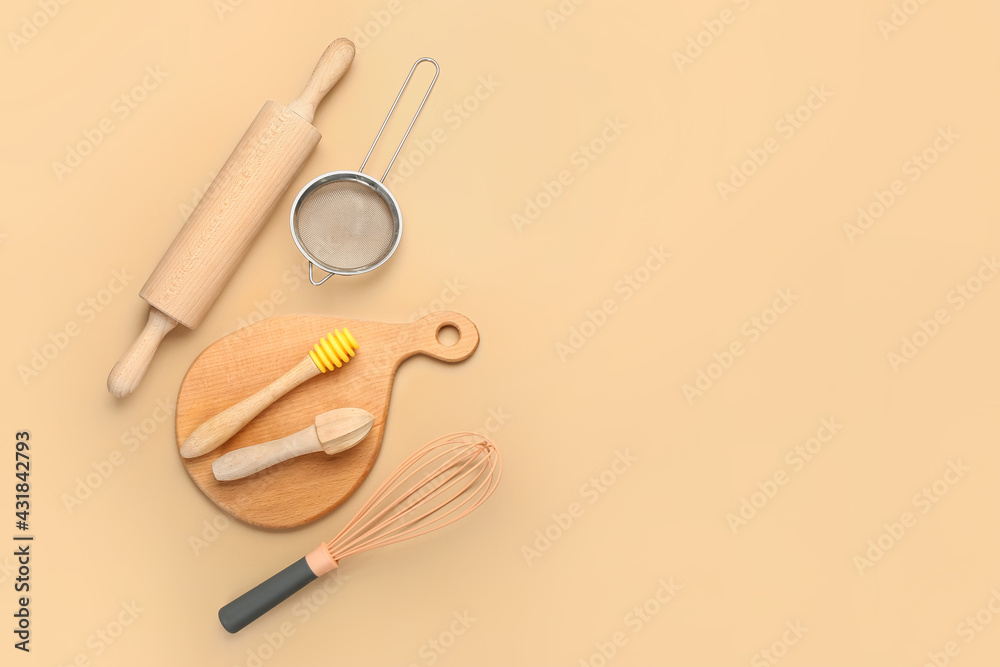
xmin=293 ymin=180 xmax=398 ymax=272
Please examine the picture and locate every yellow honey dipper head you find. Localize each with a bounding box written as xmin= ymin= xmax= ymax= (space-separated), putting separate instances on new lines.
xmin=308 ymin=328 xmax=359 ymax=372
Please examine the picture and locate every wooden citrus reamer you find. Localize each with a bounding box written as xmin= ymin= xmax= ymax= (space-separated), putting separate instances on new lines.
xmin=212 ymin=407 xmax=375 ymax=481
xmin=107 ymin=38 xmax=356 ymax=398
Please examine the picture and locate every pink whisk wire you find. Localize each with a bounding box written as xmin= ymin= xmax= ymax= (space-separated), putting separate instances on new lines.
xmin=323 ymin=432 xmax=501 ymax=562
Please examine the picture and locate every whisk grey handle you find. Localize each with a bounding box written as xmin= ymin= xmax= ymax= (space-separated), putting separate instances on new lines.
xmin=219 ymin=558 xmax=317 ymax=633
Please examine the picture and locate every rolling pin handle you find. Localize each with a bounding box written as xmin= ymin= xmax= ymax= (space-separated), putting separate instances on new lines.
xmin=286 ymin=38 xmax=356 ymax=123
xmin=107 ymin=308 xmax=178 ymax=398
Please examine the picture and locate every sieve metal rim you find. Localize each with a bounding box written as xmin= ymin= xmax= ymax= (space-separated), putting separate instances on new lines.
xmin=288 ymin=170 xmax=403 ymax=278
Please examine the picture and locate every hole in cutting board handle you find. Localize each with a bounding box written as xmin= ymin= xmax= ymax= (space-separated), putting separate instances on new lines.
xmin=436 ymin=324 xmax=460 ymax=347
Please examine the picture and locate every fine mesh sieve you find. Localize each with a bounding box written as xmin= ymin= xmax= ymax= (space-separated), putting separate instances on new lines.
xmin=290 ymin=57 xmax=439 ymax=285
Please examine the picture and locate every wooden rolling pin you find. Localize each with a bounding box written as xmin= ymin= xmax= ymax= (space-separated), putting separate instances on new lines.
xmin=107 ymin=38 xmax=356 ymax=398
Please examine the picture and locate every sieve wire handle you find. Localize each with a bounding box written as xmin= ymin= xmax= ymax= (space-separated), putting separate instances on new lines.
xmin=359 ymin=57 xmax=440 ymax=182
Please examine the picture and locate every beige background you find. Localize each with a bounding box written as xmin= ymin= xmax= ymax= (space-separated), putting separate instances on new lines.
xmin=2 ymin=0 xmax=999 ymax=664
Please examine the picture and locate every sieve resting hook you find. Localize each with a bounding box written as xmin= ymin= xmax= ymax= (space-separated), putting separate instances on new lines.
xmin=309 ymin=262 xmax=334 ymax=286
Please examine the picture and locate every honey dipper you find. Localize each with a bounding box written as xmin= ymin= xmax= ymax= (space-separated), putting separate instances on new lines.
xmin=180 ymin=329 xmax=358 ymax=459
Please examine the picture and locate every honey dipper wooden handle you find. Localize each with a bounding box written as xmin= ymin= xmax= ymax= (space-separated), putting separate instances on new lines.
xmin=180 ymin=357 xmax=321 ymax=459
xmin=287 ymin=38 xmax=356 ymax=123
xmin=107 ymin=308 xmax=178 ymax=398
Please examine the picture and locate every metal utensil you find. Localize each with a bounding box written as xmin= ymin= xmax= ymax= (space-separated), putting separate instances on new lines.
xmin=290 ymin=57 xmax=440 ymax=285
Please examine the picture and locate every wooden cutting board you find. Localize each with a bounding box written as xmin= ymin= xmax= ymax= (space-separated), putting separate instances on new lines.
xmin=175 ymin=311 xmax=479 ymax=529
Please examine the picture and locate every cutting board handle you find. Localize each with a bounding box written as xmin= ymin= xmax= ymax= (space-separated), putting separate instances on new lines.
xmin=400 ymin=311 xmax=480 ymax=363
xmin=287 ymin=38 xmax=356 ymax=123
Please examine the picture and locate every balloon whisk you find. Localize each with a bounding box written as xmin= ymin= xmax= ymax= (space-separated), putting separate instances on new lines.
xmin=324 ymin=433 xmax=501 ymax=562
xmin=218 ymin=432 xmax=502 ymax=634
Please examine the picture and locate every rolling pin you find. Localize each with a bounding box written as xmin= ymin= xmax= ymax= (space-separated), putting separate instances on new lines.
xmin=107 ymin=38 xmax=356 ymax=398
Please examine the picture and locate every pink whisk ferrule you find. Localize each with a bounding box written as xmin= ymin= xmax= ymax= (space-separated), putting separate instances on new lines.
xmin=305 ymin=543 xmax=339 ymax=577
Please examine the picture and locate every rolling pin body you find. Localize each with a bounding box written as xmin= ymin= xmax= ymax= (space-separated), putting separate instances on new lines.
xmin=140 ymin=102 xmax=320 ymax=328
xmin=108 ymin=38 xmax=355 ymax=398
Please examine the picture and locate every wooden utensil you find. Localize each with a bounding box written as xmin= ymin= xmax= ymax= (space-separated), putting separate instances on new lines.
xmin=107 ymin=38 xmax=356 ymax=398
xmin=175 ymin=311 xmax=479 ymax=529
xmin=180 ymin=328 xmax=360 ymax=459
xmin=213 ymin=408 xmax=374 ymax=481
